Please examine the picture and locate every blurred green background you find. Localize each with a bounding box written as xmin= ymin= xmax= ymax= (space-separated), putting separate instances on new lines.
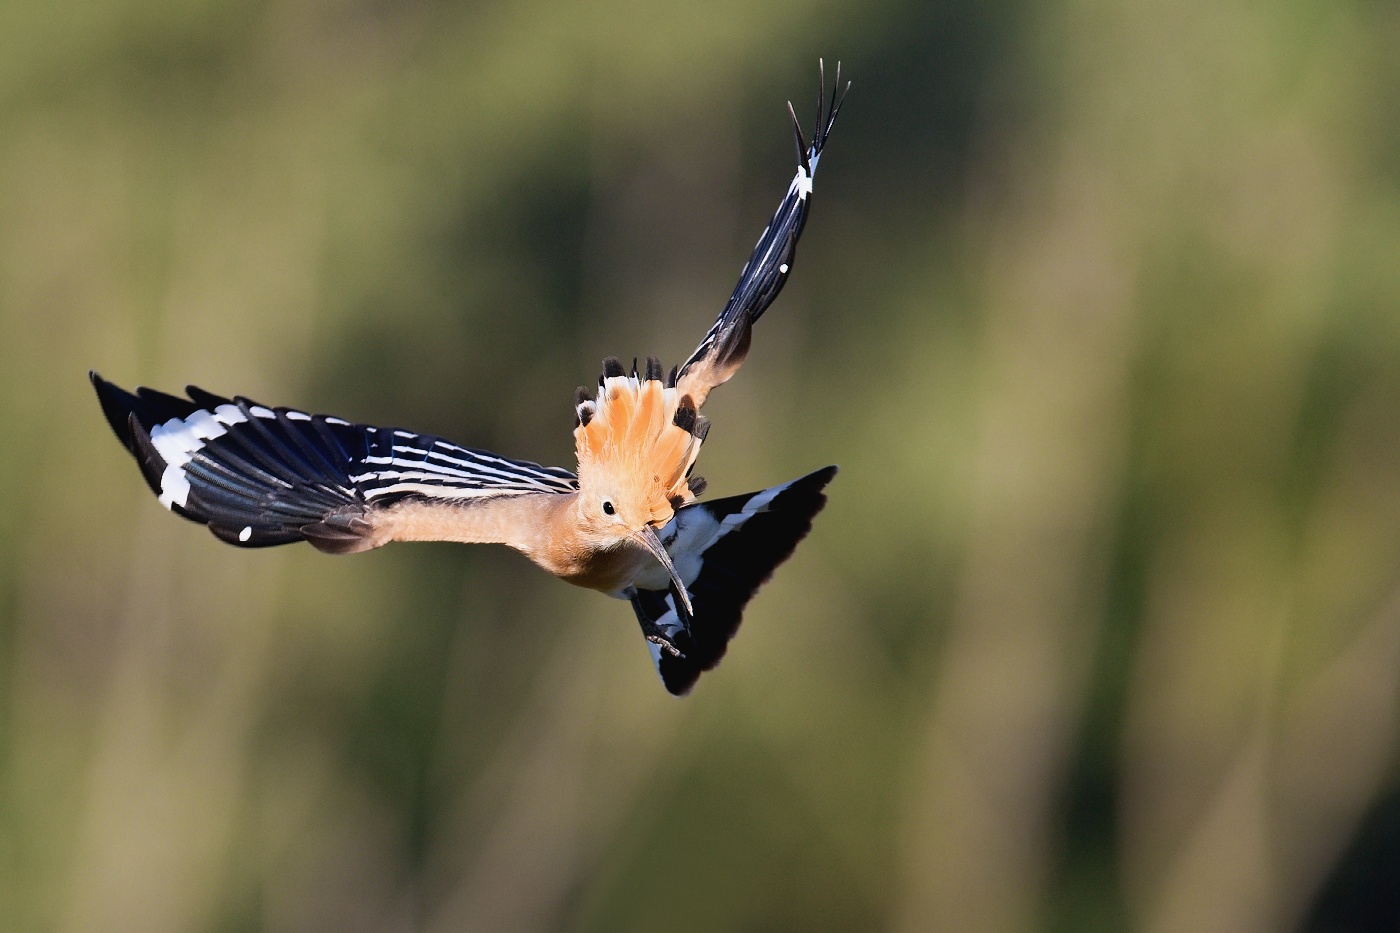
xmin=4 ymin=0 xmax=1400 ymax=930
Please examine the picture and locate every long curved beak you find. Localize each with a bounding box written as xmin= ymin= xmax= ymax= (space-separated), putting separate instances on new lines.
xmin=633 ymin=525 xmax=695 ymax=621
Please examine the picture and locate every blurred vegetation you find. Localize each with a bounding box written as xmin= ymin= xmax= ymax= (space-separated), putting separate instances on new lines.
xmin=3 ymin=0 xmax=1400 ymax=930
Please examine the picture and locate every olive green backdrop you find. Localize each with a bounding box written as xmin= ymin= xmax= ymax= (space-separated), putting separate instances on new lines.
xmin=3 ymin=0 xmax=1400 ymax=930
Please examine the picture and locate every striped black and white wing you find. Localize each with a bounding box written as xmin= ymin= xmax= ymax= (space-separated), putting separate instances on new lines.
xmin=675 ymin=63 xmax=849 ymax=407
xmin=91 ymin=373 xmax=577 ymax=553
xmin=629 ymin=465 xmax=836 ymax=695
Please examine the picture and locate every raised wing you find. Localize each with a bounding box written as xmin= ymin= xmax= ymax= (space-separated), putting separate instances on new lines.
xmin=675 ymin=62 xmax=849 ymax=408
xmin=91 ymin=373 xmax=576 ymax=553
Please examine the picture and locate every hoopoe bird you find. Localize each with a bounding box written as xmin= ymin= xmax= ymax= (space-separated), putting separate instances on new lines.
xmin=92 ymin=65 xmax=849 ymax=695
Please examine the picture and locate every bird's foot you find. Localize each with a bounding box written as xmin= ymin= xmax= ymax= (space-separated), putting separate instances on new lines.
xmin=641 ymin=622 xmax=686 ymax=659
xmin=645 ymin=633 xmax=684 ymax=658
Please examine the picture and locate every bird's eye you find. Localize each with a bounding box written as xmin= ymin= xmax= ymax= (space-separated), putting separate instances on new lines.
xmin=602 ymin=500 xmax=615 ymax=516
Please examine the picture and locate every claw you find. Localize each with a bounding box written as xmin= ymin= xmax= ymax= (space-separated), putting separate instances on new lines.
xmin=645 ymin=631 xmax=685 ymax=658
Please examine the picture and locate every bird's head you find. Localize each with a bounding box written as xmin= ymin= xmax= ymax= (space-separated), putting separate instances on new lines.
xmin=573 ymin=357 xmax=709 ymax=594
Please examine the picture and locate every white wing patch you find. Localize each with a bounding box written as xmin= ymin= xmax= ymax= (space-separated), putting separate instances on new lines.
xmin=149 ymin=404 xmax=249 ymax=509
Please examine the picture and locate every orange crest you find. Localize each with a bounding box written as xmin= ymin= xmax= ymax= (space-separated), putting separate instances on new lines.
xmin=574 ymin=358 xmax=708 ymax=526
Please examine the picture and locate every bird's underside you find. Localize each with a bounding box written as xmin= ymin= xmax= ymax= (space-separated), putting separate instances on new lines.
xmin=90 ymin=63 xmax=848 ymax=695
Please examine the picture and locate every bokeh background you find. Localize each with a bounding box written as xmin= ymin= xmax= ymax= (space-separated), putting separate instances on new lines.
xmin=4 ymin=0 xmax=1400 ymax=930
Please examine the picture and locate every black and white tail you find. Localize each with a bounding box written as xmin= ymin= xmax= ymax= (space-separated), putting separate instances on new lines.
xmin=630 ymin=465 xmax=836 ymax=695
xmin=90 ymin=373 xmax=577 ymax=553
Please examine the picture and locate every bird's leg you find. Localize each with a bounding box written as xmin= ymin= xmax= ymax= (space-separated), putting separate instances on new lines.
xmin=669 ymin=582 xmax=694 ymax=640
xmin=627 ymin=584 xmax=691 ymax=658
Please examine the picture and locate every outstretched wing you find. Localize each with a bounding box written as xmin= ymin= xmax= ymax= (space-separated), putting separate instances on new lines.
xmin=629 ymin=465 xmax=836 ymax=695
xmin=91 ymin=373 xmax=577 ymax=553
xmin=675 ymin=62 xmax=849 ymax=408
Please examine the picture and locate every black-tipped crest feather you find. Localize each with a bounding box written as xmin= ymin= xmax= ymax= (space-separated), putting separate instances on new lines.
xmin=574 ymin=386 xmax=594 ymax=427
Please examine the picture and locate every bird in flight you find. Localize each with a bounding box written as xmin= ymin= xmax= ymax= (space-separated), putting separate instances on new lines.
xmin=92 ymin=63 xmax=849 ymax=695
